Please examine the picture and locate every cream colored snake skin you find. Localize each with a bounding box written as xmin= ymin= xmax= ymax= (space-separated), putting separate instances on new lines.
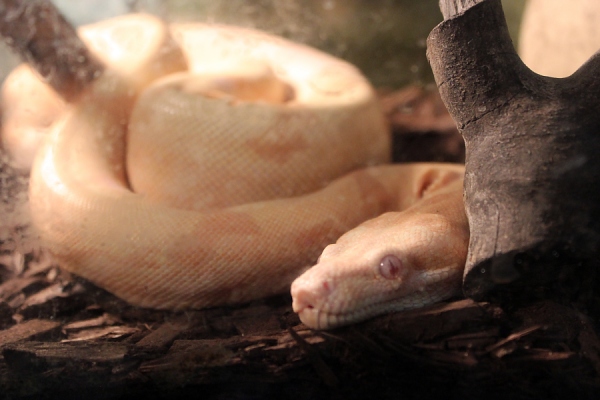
xmin=1 ymin=14 xmax=468 ymax=330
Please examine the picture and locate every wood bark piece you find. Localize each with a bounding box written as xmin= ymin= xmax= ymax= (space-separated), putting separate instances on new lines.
xmin=4 ymin=340 xmax=128 ymax=362
xmin=0 ymin=319 xmax=59 ymax=346
xmin=427 ymin=0 xmax=600 ymax=305
xmin=0 ymin=0 xmax=103 ymax=101
xmin=133 ymin=316 xmax=188 ymax=350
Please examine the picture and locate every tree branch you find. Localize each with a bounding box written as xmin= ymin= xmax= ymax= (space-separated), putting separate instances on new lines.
xmin=427 ymin=0 xmax=600 ymax=308
xmin=0 ymin=0 xmax=103 ymax=101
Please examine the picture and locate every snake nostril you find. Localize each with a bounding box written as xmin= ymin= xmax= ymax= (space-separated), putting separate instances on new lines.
xmin=291 ymin=277 xmax=334 ymax=313
xmin=291 ymin=289 xmax=315 ymax=312
xmin=291 ymin=282 xmax=315 ymax=311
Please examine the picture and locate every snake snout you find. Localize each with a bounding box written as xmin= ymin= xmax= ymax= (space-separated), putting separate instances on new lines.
xmin=290 ymin=273 xmax=334 ymax=317
xmin=291 ymin=271 xmax=333 ymax=329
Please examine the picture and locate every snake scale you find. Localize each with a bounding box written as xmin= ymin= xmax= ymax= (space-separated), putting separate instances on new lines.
xmin=1 ymin=14 xmax=468 ymax=329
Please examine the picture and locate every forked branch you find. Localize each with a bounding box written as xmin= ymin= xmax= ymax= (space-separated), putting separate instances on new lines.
xmin=428 ymin=0 xmax=600 ymax=306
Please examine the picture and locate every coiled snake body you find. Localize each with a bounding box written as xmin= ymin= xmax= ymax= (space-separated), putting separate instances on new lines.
xmin=2 ymin=14 xmax=468 ymax=329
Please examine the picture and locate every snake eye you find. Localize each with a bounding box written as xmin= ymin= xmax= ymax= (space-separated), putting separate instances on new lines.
xmin=378 ymin=255 xmax=404 ymax=280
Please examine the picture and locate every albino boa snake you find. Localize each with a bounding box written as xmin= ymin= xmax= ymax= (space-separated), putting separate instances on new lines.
xmin=1 ymin=14 xmax=468 ymax=330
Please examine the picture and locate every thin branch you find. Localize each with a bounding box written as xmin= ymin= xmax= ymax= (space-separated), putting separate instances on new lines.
xmin=0 ymin=0 xmax=104 ymax=102
xmin=439 ymin=0 xmax=486 ymax=20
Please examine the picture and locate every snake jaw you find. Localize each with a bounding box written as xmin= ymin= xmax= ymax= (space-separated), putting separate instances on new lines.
xmin=292 ymin=264 xmax=463 ymax=330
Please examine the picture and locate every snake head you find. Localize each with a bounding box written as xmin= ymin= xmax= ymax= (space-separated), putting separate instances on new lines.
xmin=291 ymin=188 xmax=468 ymax=330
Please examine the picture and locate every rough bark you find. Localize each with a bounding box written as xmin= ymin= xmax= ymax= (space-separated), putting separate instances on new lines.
xmin=0 ymin=0 xmax=103 ymax=101
xmin=428 ymin=0 xmax=600 ymax=306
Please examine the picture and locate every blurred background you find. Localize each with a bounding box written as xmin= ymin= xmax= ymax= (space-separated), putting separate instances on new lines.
xmin=0 ymin=0 xmax=526 ymax=88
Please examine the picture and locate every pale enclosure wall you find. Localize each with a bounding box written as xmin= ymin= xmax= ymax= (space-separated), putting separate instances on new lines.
xmin=519 ymin=0 xmax=600 ymax=78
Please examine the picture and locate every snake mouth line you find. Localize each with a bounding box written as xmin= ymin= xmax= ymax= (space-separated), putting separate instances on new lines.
xmin=298 ymin=301 xmax=394 ymax=330
xmin=299 ymin=290 xmax=460 ymax=330
xmin=297 ymin=268 xmax=463 ymax=330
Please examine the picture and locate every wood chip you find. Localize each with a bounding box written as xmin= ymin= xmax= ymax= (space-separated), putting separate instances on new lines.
xmin=18 ymin=282 xmax=85 ymax=310
xmin=62 ymin=326 xmax=140 ymax=342
xmin=3 ymin=341 xmax=128 ymax=364
xmin=485 ymin=325 xmax=542 ymax=356
xmin=139 ymin=339 xmax=235 ymax=374
xmin=134 ymin=316 xmax=189 ymax=349
xmin=0 ymin=276 xmax=44 ymax=301
xmin=0 ymin=319 xmax=60 ymax=347
xmin=23 ymin=251 xmax=55 ymax=278
xmin=62 ymin=313 xmax=121 ymax=331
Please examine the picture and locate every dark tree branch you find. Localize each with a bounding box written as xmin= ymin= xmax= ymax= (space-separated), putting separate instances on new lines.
xmin=0 ymin=0 xmax=103 ymax=101
xmin=427 ymin=0 xmax=600 ymax=307
xmin=569 ymin=51 xmax=600 ymax=95
xmin=429 ymin=0 xmax=528 ymax=131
